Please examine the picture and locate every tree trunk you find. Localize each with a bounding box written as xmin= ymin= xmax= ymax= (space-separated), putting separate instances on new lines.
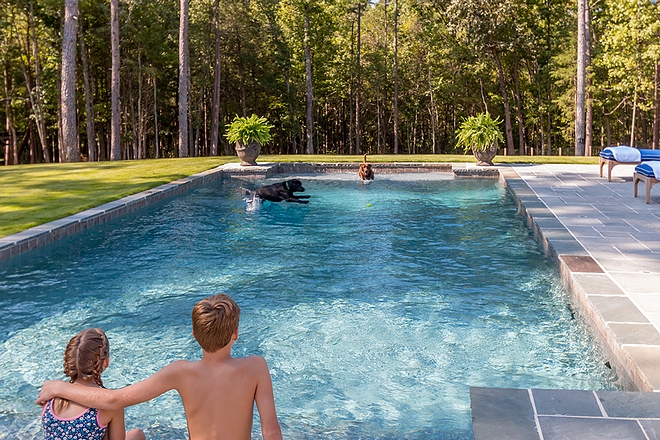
xmin=355 ymin=3 xmax=362 ymax=155
xmin=138 ymin=48 xmax=143 ymax=158
xmin=547 ymin=104 xmax=552 ymax=155
xmin=60 ymin=0 xmax=80 ymax=162
xmin=210 ymin=0 xmax=221 ymax=156
xmin=129 ymin=78 xmax=138 ymax=159
xmin=575 ymin=0 xmax=586 ymax=156
xmin=606 ymin=112 xmax=611 ymax=147
xmin=584 ymin=0 xmax=592 ymax=156
xmin=29 ymin=119 xmax=37 ymax=163
xmin=512 ymin=57 xmax=526 ymax=154
xmin=304 ymin=6 xmax=314 ymax=155
xmin=110 ymin=0 xmax=120 ymax=160
xmin=631 ymin=90 xmax=638 ymax=147
xmin=349 ymin=16 xmax=354 ymax=155
xmin=153 ymin=70 xmax=160 ymax=158
xmin=654 ymin=60 xmax=659 ymax=149
xmin=286 ymin=72 xmax=297 ymax=155
xmin=393 ymin=0 xmax=399 ymax=154
xmin=4 ymin=58 xmax=17 ymax=166
xmin=429 ymin=62 xmax=436 ymax=154
xmin=490 ymin=41 xmax=514 ymax=155
xmin=79 ymin=27 xmax=97 ymax=161
xmin=22 ymin=0 xmax=51 ymax=163
xmin=178 ymin=0 xmax=189 ymax=157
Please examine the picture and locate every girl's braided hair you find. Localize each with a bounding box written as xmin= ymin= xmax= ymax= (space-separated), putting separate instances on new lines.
xmin=55 ymin=328 xmax=109 ymax=412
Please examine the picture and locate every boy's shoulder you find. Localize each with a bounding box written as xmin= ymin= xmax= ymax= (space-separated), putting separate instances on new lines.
xmin=223 ymin=355 xmax=269 ymax=372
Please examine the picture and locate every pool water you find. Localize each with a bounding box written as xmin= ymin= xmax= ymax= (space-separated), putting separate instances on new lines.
xmin=0 ymin=175 xmax=617 ymax=439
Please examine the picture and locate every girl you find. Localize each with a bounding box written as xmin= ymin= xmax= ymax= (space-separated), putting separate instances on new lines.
xmin=41 ymin=328 xmax=145 ymax=440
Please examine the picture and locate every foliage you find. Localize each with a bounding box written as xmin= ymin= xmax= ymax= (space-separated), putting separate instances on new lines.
xmin=455 ymin=113 xmax=504 ymax=153
xmin=1 ymin=0 xmax=660 ymax=164
xmin=225 ymin=114 xmax=275 ymax=145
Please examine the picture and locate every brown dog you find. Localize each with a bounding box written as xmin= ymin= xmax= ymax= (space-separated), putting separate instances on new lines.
xmin=358 ymin=154 xmax=374 ymax=181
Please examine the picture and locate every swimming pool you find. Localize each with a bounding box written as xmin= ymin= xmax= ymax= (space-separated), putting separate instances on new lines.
xmin=0 ymin=174 xmax=617 ymax=439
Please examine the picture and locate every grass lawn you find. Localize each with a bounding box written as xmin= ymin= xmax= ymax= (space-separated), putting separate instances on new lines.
xmin=0 ymin=154 xmax=600 ymax=238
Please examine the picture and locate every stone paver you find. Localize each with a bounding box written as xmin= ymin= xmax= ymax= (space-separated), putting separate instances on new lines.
xmin=472 ymin=387 xmax=660 ymax=440
xmin=509 ymin=164 xmax=660 ymax=392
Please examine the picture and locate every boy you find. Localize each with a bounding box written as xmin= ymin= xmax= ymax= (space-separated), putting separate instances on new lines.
xmin=36 ymin=294 xmax=282 ymax=440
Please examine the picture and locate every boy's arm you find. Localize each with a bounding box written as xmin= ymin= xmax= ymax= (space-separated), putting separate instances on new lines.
xmin=253 ymin=357 xmax=282 ymax=440
xmin=105 ymin=409 xmax=126 ymax=440
xmin=36 ymin=360 xmax=187 ymax=410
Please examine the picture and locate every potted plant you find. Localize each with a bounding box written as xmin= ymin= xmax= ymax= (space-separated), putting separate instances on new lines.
xmin=225 ymin=114 xmax=274 ymax=166
xmin=455 ymin=112 xmax=504 ymax=166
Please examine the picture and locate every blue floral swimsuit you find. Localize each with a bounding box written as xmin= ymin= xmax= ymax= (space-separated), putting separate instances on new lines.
xmin=41 ymin=398 xmax=108 ymax=440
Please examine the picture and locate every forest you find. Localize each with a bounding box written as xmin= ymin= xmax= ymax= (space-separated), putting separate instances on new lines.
xmin=1 ymin=0 xmax=659 ymax=164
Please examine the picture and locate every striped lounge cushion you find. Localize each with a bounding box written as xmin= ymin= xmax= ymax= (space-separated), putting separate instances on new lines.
xmin=635 ymin=163 xmax=656 ymax=178
xmin=640 ymin=149 xmax=660 ymax=161
xmin=600 ymin=147 xmax=660 ymax=161
xmin=599 ymin=149 xmax=616 ymax=160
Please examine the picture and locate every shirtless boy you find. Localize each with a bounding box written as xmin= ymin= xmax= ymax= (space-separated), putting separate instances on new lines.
xmin=36 ymin=294 xmax=282 ymax=440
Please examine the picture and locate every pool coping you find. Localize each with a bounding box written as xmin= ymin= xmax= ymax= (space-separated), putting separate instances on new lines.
xmin=1 ymin=162 xmax=658 ymax=394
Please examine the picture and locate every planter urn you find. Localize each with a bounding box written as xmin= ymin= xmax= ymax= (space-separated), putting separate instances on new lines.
xmin=472 ymin=145 xmax=497 ymax=166
xmin=235 ymin=141 xmax=261 ymax=166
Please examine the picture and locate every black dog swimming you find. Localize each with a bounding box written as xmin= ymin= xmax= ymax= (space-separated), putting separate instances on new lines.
xmin=245 ymin=179 xmax=310 ymax=204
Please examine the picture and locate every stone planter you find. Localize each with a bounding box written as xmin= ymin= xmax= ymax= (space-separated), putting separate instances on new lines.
xmin=235 ymin=141 xmax=261 ymax=166
xmin=472 ymin=145 xmax=497 ymax=166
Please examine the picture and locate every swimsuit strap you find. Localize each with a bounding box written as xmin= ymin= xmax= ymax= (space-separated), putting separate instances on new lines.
xmin=284 ymin=181 xmax=290 ymax=191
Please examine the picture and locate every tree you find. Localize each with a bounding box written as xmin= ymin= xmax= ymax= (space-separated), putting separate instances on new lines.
xmin=354 ymin=1 xmax=362 ymax=154
xmin=110 ymin=0 xmax=120 ymax=160
xmin=575 ymin=0 xmax=586 ymax=155
xmin=60 ymin=0 xmax=80 ymax=162
xmin=446 ymin=0 xmax=518 ymax=155
xmin=79 ymin=26 xmax=96 ymax=161
xmin=210 ymin=0 xmax=221 ymax=156
xmin=179 ymin=0 xmax=189 ymax=157
xmin=393 ymin=0 xmax=399 ymax=154
xmin=303 ymin=3 xmax=314 ymax=154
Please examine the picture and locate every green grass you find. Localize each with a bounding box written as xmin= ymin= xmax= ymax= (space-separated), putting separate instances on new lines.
xmin=0 ymin=157 xmax=234 ymax=238
xmin=0 ymin=154 xmax=600 ymax=238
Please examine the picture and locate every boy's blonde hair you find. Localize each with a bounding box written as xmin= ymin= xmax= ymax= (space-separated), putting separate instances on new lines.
xmin=192 ymin=294 xmax=240 ymax=353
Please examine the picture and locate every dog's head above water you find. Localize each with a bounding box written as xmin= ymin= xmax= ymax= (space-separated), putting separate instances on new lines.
xmin=285 ymin=179 xmax=305 ymax=193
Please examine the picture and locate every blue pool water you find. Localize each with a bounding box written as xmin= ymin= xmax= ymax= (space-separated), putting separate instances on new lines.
xmin=0 ymin=174 xmax=617 ymax=439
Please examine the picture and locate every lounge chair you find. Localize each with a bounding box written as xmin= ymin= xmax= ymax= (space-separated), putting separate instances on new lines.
xmin=633 ymin=162 xmax=660 ymax=204
xmin=599 ymin=146 xmax=660 ymax=182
